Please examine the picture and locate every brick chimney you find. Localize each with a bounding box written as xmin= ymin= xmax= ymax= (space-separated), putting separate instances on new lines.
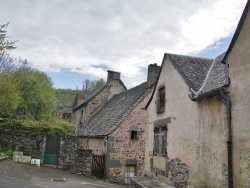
xmin=78 ymin=97 xmax=84 ymax=105
xmin=147 ymin=63 xmax=161 ymax=87
xmin=107 ymin=70 xmax=121 ymax=82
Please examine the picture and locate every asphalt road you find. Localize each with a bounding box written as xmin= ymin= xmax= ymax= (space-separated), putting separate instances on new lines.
xmin=0 ymin=160 xmax=127 ymax=188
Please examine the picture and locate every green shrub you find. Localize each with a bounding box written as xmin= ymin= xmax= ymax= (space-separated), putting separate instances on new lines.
xmin=0 ymin=149 xmax=13 ymax=159
xmin=0 ymin=117 xmax=75 ymax=136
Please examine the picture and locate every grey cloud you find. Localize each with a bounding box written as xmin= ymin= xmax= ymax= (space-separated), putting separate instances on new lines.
xmin=0 ymin=0 xmax=246 ymax=88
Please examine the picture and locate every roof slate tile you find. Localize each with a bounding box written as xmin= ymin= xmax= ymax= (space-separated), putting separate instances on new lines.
xmin=78 ymin=82 xmax=151 ymax=136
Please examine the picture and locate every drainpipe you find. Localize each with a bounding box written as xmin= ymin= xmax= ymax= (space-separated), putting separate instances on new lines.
xmin=220 ymin=89 xmax=233 ymax=188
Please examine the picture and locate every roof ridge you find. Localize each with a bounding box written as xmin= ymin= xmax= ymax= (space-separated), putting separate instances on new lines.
xmin=74 ymin=83 xmax=108 ymax=110
xmin=165 ymin=53 xmax=213 ymax=61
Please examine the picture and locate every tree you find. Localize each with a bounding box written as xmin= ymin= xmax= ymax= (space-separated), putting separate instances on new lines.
xmin=0 ymin=72 xmax=20 ymax=117
xmin=0 ymin=23 xmax=17 ymax=53
xmin=0 ymin=23 xmax=19 ymax=117
xmin=82 ymin=78 xmax=105 ymax=97
xmin=14 ymin=64 xmax=56 ymax=120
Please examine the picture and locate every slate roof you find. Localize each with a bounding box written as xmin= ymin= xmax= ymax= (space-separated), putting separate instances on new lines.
xmin=165 ymin=53 xmax=213 ymax=92
xmin=145 ymin=52 xmax=227 ymax=108
xmin=191 ymin=53 xmax=227 ymax=99
xmin=78 ymin=82 xmax=151 ymax=136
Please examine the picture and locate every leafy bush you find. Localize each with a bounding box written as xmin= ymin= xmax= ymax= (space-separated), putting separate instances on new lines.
xmin=0 ymin=117 xmax=75 ymax=136
xmin=0 ymin=149 xmax=13 ymax=159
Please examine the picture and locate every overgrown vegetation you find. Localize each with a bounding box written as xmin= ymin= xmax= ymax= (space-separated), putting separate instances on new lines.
xmin=0 ymin=147 xmax=13 ymax=159
xmin=55 ymin=89 xmax=83 ymax=107
xmin=0 ymin=117 xmax=75 ymax=135
xmin=0 ymin=23 xmax=74 ymax=135
xmin=55 ymin=78 xmax=105 ymax=107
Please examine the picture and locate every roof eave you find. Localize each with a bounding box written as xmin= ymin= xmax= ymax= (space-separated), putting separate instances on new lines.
xmin=189 ymin=86 xmax=228 ymax=101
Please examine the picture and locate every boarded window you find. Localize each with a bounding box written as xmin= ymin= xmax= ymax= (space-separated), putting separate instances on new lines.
xmin=154 ymin=126 xmax=167 ymax=156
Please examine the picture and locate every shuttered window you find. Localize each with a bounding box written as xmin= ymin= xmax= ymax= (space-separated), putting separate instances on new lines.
xmin=153 ymin=126 xmax=167 ymax=156
xmin=154 ymin=128 xmax=160 ymax=154
xmin=156 ymin=86 xmax=165 ymax=113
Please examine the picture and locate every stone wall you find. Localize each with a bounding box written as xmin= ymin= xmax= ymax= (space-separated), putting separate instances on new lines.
xmin=106 ymin=92 xmax=151 ymax=183
xmin=58 ymin=136 xmax=78 ymax=172
xmin=74 ymin=79 xmax=126 ymax=133
xmin=0 ymin=129 xmax=93 ymax=176
xmin=170 ymin=158 xmax=190 ymax=188
xmin=76 ymin=149 xmax=93 ymax=176
xmin=0 ymin=129 xmax=46 ymax=159
xmin=86 ymin=86 xmax=112 ymax=123
xmin=58 ymin=136 xmax=93 ymax=176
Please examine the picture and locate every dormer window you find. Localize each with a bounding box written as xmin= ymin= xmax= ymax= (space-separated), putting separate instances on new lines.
xmin=157 ymin=86 xmax=165 ymax=113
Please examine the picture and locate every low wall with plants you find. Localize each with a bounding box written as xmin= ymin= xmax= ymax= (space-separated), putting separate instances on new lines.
xmin=0 ymin=129 xmax=45 ymax=159
xmin=0 ymin=128 xmax=93 ymax=177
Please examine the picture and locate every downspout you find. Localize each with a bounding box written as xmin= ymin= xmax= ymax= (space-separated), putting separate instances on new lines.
xmin=220 ymin=58 xmax=233 ymax=188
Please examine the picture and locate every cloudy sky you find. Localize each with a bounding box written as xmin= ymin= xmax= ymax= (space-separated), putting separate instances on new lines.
xmin=0 ymin=0 xmax=247 ymax=89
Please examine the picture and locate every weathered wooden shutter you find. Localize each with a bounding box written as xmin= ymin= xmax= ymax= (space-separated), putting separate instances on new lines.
xmin=161 ymin=127 xmax=167 ymax=155
xmin=156 ymin=99 xmax=160 ymax=113
xmin=154 ymin=127 xmax=160 ymax=154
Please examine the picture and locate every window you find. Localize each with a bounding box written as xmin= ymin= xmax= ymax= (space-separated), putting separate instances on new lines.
xmin=154 ymin=126 xmax=167 ymax=156
xmin=157 ymin=86 xmax=165 ymax=113
xmin=130 ymin=131 xmax=137 ymax=140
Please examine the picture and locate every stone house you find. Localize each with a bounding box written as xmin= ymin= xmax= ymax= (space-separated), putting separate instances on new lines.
xmin=143 ymin=1 xmax=250 ymax=187
xmin=56 ymin=106 xmax=73 ymax=122
xmin=78 ymin=64 xmax=160 ymax=184
xmin=73 ymin=70 xmax=127 ymax=132
xmin=144 ymin=53 xmax=228 ymax=187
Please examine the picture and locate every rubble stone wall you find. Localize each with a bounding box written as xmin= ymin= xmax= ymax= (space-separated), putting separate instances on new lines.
xmin=58 ymin=136 xmax=93 ymax=176
xmin=0 ymin=129 xmax=45 ymax=159
xmin=106 ymin=92 xmax=151 ymax=183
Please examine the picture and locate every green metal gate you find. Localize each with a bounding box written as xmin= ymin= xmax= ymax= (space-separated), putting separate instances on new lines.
xmin=43 ymin=135 xmax=61 ymax=165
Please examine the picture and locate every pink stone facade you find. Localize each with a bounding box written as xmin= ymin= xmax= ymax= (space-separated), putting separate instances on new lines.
xmin=106 ymin=92 xmax=151 ymax=183
xmin=74 ymin=79 xmax=126 ymax=132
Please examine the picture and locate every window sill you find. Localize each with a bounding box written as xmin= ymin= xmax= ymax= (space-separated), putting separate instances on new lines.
xmin=157 ymin=108 xmax=165 ymax=114
xmin=153 ymin=154 xmax=167 ymax=157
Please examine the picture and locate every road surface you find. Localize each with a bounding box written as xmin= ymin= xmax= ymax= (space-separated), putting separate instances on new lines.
xmin=0 ymin=160 xmax=127 ymax=188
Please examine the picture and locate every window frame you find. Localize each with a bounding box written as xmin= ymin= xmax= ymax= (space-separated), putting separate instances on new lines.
xmin=156 ymin=86 xmax=165 ymax=113
xmin=153 ymin=125 xmax=167 ymax=156
xmin=130 ymin=130 xmax=138 ymax=141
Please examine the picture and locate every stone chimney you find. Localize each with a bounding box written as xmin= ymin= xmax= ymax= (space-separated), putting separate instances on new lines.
xmin=107 ymin=70 xmax=121 ymax=82
xmin=147 ymin=63 xmax=161 ymax=87
xmin=78 ymin=97 xmax=84 ymax=106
